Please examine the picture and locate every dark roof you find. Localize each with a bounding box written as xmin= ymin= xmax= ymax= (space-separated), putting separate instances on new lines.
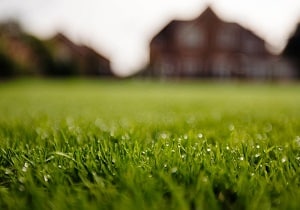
xmin=151 ymin=7 xmax=220 ymax=43
xmin=151 ymin=6 xmax=266 ymax=47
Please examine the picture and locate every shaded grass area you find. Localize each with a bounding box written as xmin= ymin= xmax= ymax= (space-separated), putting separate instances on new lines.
xmin=0 ymin=79 xmax=300 ymax=210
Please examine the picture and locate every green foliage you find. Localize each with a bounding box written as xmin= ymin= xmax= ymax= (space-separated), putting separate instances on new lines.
xmin=0 ymin=23 xmax=85 ymax=77
xmin=283 ymin=23 xmax=300 ymax=77
xmin=0 ymin=80 xmax=300 ymax=210
xmin=0 ymin=51 xmax=17 ymax=77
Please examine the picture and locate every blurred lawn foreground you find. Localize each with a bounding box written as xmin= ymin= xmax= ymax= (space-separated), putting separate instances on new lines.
xmin=0 ymin=79 xmax=300 ymax=210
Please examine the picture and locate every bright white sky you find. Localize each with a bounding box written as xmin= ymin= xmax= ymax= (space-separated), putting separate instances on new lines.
xmin=0 ymin=0 xmax=300 ymax=76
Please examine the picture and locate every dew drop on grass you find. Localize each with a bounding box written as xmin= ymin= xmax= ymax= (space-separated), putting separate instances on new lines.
xmin=228 ymin=124 xmax=235 ymax=131
xmin=22 ymin=162 xmax=29 ymax=172
xmin=121 ymin=133 xmax=130 ymax=140
xmin=226 ymin=146 xmax=230 ymax=150
xmin=110 ymin=131 xmax=115 ymax=137
xmin=170 ymin=167 xmax=178 ymax=174
xmin=18 ymin=177 xmax=25 ymax=183
xmin=256 ymin=134 xmax=263 ymax=140
xmin=256 ymin=145 xmax=260 ymax=149
xmin=202 ymin=176 xmax=208 ymax=183
xmin=198 ymin=133 xmax=203 ymax=139
xmin=295 ymin=136 xmax=300 ymax=147
xmin=186 ymin=116 xmax=196 ymax=124
xmin=255 ymin=153 xmax=261 ymax=158
xmin=281 ymin=156 xmax=287 ymax=163
xmin=264 ymin=123 xmax=272 ymax=132
xmin=18 ymin=185 xmax=25 ymax=192
xmin=160 ymin=133 xmax=168 ymax=139
xmin=35 ymin=127 xmax=42 ymax=135
xmin=66 ymin=117 xmax=74 ymax=127
xmin=183 ymin=134 xmax=188 ymax=140
xmin=44 ymin=174 xmax=51 ymax=182
xmin=45 ymin=155 xmax=55 ymax=162
xmin=206 ymin=148 xmax=211 ymax=152
xmin=5 ymin=169 xmax=12 ymax=175
xmin=239 ymin=156 xmax=244 ymax=161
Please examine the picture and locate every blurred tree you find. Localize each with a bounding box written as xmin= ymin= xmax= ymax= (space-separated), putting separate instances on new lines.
xmin=283 ymin=23 xmax=300 ymax=77
xmin=50 ymin=60 xmax=77 ymax=76
xmin=0 ymin=20 xmax=40 ymax=76
xmin=0 ymin=51 xmax=16 ymax=77
xmin=22 ymin=34 xmax=53 ymax=74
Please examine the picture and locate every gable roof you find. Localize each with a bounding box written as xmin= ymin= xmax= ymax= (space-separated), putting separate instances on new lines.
xmin=151 ymin=6 xmax=267 ymax=49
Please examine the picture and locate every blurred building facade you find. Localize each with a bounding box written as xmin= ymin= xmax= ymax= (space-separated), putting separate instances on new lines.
xmin=147 ymin=7 xmax=296 ymax=80
xmin=0 ymin=21 xmax=113 ymax=78
xmin=47 ymin=33 xmax=111 ymax=76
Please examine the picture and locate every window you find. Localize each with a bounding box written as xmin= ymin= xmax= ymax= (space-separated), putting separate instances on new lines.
xmin=177 ymin=25 xmax=205 ymax=48
xmin=216 ymin=26 xmax=237 ymax=49
xmin=212 ymin=55 xmax=232 ymax=77
xmin=242 ymin=38 xmax=260 ymax=54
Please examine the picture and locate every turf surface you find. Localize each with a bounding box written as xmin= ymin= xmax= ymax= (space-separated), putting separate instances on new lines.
xmin=0 ymin=79 xmax=300 ymax=210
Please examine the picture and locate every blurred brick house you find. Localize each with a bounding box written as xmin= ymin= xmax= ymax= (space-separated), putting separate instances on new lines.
xmin=148 ymin=7 xmax=295 ymax=79
xmin=47 ymin=33 xmax=112 ymax=76
xmin=0 ymin=21 xmax=113 ymax=77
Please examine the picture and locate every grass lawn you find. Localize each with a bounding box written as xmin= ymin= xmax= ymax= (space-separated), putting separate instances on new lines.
xmin=0 ymin=79 xmax=300 ymax=210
